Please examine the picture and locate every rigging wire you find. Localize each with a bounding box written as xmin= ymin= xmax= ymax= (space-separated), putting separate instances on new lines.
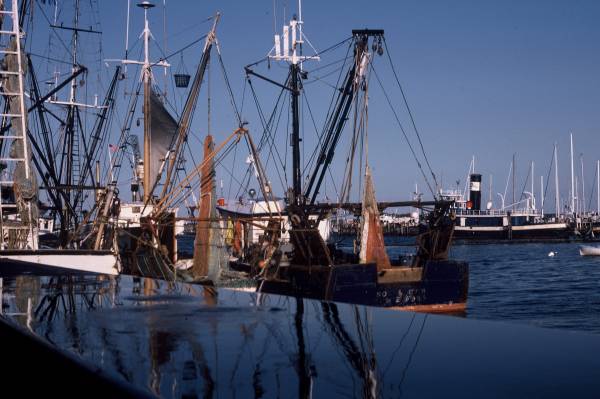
xmin=383 ymin=38 xmax=439 ymax=192
xmin=587 ymin=163 xmax=597 ymax=212
xmin=34 ymin=0 xmax=73 ymax=56
xmin=543 ymin=147 xmax=555 ymax=208
xmin=370 ymin=63 xmax=436 ymax=197
xmin=247 ymin=76 xmax=288 ymax=189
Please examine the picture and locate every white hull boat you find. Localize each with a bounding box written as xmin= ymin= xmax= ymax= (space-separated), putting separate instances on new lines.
xmin=0 ymin=250 xmax=119 ymax=275
xmin=579 ymin=245 xmax=600 ymax=256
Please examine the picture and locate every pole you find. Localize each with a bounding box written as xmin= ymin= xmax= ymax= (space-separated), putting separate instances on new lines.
xmin=512 ymin=153 xmax=515 ymax=210
xmin=142 ymin=4 xmax=152 ymax=202
xmin=531 ymin=161 xmax=534 ymax=210
xmin=570 ymin=133 xmax=575 ymax=215
xmin=581 ymin=154 xmax=585 ymax=214
xmin=554 ymin=143 xmax=560 ymax=219
xmin=540 ymin=175 xmax=544 ymax=217
xmin=291 ymin=63 xmax=301 ymax=204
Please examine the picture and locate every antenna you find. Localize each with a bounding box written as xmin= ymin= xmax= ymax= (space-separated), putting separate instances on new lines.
xmin=269 ymin=0 xmax=319 ymax=67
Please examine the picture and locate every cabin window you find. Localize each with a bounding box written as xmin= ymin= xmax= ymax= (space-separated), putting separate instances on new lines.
xmin=465 ymin=217 xmax=502 ymax=227
xmin=132 ymin=206 xmax=141 ymax=213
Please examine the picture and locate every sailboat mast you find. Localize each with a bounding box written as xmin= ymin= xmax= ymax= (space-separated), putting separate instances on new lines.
xmin=512 ymin=153 xmax=515 ymax=210
xmin=597 ymin=160 xmax=599 ymax=214
xmin=570 ymin=133 xmax=575 ymax=215
xmin=531 ymin=161 xmax=534 ymax=210
xmin=540 ymin=175 xmax=544 ymax=216
xmin=580 ymin=154 xmax=585 ymax=214
xmin=554 ymin=143 xmax=560 ymax=219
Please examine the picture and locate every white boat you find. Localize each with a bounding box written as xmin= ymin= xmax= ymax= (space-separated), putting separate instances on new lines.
xmin=0 ymin=249 xmax=119 ymax=275
xmin=579 ymin=245 xmax=600 ymax=256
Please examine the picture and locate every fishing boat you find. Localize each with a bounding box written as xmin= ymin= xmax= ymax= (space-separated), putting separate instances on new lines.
xmin=0 ymin=0 xmax=118 ymax=274
xmin=224 ymin=4 xmax=468 ymax=312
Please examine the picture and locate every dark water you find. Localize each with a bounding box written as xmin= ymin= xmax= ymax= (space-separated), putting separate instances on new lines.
xmin=2 ymin=273 xmax=600 ymax=398
xmin=451 ymin=242 xmax=600 ymax=333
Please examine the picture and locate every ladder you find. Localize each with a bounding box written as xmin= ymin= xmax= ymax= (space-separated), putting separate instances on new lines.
xmin=0 ymin=0 xmax=37 ymax=249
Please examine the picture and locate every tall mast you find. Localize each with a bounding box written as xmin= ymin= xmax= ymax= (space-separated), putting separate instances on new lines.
xmin=554 ymin=143 xmax=560 ymax=219
xmin=488 ymin=174 xmax=492 ymax=204
xmin=570 ymin=133 xmax=575 ymax=215
xmin=580 ymin=153 xmax=585 ymax=214
xmin=531 ymin=161 xmax=534 ymax=210
xmin=48 ymin=0 xmax=103 ymax=243
xmin=66 ymin=0 xmax=80 ymax=216
xmin=540 ymin=175 xmax=544 ymax=216
xmin=512 ymin=153 xmax=515 ymax=210
xmin=597 ymin=160 xmax=599 ymax=214
xmin=291 ymin=63 xmax=301 ymax=201
xmin=141 ymin=1 xmax=154 ymax=202
xmin=267 ymin=0 xmax=319 ymax=205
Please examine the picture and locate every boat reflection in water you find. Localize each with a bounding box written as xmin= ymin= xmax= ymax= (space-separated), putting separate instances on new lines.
xmin=1 ymin=272 xmax=600 ymax=398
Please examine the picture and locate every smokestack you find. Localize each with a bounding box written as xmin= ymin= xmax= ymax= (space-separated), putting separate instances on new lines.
xmin=469 ymin=173 xmax=482 ymax=211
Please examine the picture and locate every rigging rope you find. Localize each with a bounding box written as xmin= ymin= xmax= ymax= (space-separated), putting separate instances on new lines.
xmin=383 ymin=38 xmax=439 ymax=193
xmin=371 ymin=64 xmax=436 ymax=197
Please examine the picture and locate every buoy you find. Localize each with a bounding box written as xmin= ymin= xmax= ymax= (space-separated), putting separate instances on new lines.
xmin=548 ymin=251 xmax=557 ymax=257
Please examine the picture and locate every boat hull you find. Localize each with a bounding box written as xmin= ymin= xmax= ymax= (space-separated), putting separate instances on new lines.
xmin=579 ymin=245 xmax=600 ymax=256
xmin=454 ymin=223 xmax=571 ymax=241
xmin=237 ymin=259 xmax=469 ymax=312
xmin=0 ymin=249 xmax=118 ymax=275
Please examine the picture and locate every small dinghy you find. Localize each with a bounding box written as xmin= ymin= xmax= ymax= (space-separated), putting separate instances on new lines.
xmin=579 ymin=245 xmax=600 ymax=256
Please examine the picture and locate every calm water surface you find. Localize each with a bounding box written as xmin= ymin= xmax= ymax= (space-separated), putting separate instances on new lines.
xmin=451 ymin=242 xmax=600 ymax=333
xmin=329 ymin=235 xmax=600 ymax=333
xmin=185 ymin=236 xmax=600 ymax=333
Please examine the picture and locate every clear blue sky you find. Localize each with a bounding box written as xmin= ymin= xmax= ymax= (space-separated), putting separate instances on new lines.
xmin=28 ymin=1 xmax=600 ymax=211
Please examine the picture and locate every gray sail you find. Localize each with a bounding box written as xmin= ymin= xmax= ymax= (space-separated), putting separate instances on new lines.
xmin=147 ymin=89 xmax=178 ymax=192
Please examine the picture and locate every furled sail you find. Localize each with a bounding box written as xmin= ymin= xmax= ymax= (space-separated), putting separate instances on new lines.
xmin=359 ymin=166 xmax=391 ymax=271
xmin=147 ymin=89 xmax=178 ymax=191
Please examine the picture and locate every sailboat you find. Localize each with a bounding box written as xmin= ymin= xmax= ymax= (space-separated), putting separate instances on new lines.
xmin=225 ymin=4 xmax=469 ymax=311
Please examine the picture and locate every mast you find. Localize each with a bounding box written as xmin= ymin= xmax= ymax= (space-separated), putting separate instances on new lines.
xmin=512 ymin=153 xmax=515 ymax=210
xmin=141 ymin=1 xmax=154 ymax=202
xmin=597 ymin=160 xmax=599 ymax=214
xmin=540 ymin=175 xmax=544 ymax=217
xmin=570 ymin=133 xmax=575 ymax=215
xmin=488 ymin=174 xmax=492 ymax=206
xmin=106 ymin=1 xmax=168 ymax=202
xmin=580 ymin=154 xmax=585 ymax=214
xmin=531 ymin=161 xmax=534 ymax=210
xmin=291 ymin=62 xmax=301 ymax=202
xmin=266 ymin=1 xmax=319 ymax=206
xmin=47 ymin=0 xmax=104 ymax=244
xmin=554 ymin=143 xmax=560 ymax=219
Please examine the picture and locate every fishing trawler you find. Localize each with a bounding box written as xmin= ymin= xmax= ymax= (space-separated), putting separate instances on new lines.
xmin=224 ymin=6 xmax=468 ymax=312
xmin=0 ymin=0 xmax=118 ymax=274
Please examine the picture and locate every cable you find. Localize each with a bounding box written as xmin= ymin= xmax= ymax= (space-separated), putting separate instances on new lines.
xmin=383 ymin=38 xmax=439 ymax=192
xmin=371 ymin=64 xmax=435 ymax=197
